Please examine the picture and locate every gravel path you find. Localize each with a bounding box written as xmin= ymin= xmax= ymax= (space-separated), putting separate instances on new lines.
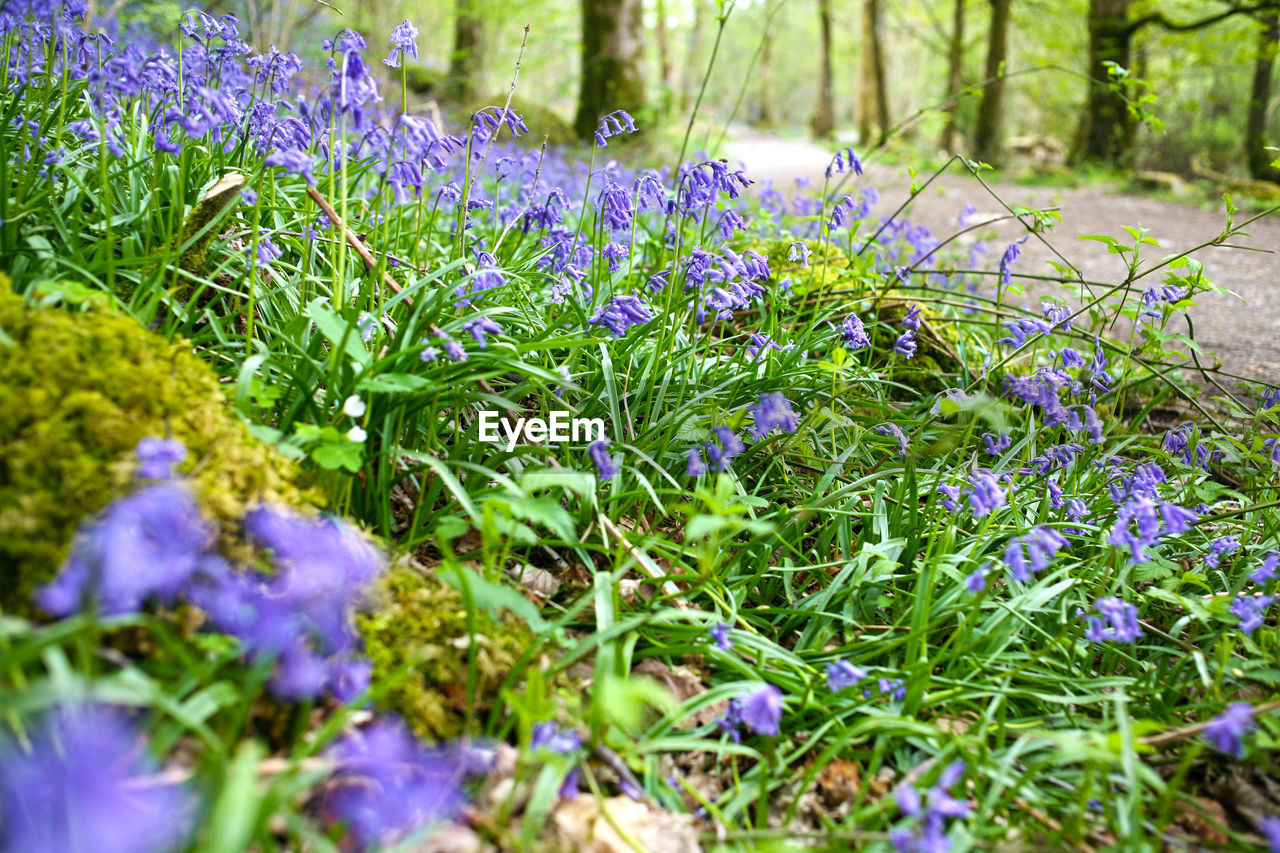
xmin=725 ymin=136 xmax=1280 ymax=386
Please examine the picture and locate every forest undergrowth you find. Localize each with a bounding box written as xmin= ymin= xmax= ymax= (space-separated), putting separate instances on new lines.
xmin=2 ymin=3 xmax=1280 ymax=851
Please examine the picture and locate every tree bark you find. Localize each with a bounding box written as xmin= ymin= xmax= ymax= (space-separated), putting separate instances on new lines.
xmin=1247 ymin=9 xmax=1280 ymax=182
xmin=859 ymin=0 xmax=888 ymax=143
xmin=972 ymin=0 xmax=1011 ymax=164
xmin=758 ymin=8 xmax=776 ymax=127
xmin=811 ymin=0 xmax=836 ymax=138
xmin=1071 ymin=0 xmax=1133 ymax=166
xmin=680 ymin=0 xmax=708 ymax=111
xmin=448 ymin=0 xmax=484 ymax=103
xmin=575 ymin=0 xmax=647 ymax=140
xmin=940 ymin=0 xmax=966 ymax=152
xmin=654 ymin=0 xmax=674 ymax=110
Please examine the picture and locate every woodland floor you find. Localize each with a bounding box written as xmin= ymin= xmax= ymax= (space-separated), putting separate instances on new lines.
xmin=727 ymin=134 xmax=1280 ymax=386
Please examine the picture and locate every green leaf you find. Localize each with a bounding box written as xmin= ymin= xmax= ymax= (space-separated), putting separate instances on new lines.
xmin=200 ymin=741 xmax=265 ymax=853
xmin=306 ymin=298 xmax=370 ymax=366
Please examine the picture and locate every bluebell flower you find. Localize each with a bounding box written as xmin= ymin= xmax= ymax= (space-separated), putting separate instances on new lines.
xmin=894 ymin=329 xmax=917 ymax=358
xmin=0 ymin=707 xmax=194 ymax=853
xmin=253 ymin=236 xmax=283 ymax=268
xmin=265 ymin=148 xmax=315 ymax=185
xmin=890 ymin=761 xmax=968 ymax=853
xmin=594 ymin=109 xmax=638 ymax=147
xmin=739 ymin=685 xmax=783 ymax=736
xmin=1203 ymin=702 xmax=1255 ymax=758
xmin=1230 ymin=594 xmax=1273 ymax=635
xmin=532 ymin=722 xmax=581 ymax=755
xmin=703 ymin=426 xmax=746 ymax=472
xmin=685 ymin=448 xmax=708 ymax=477
xmin=840 ymin=313 xmax=870 ymax=350
xmin=936 ymin=483 xmax=960 ymax=511
xmin=598 ymin=181 xmax=634 ymax=231
xmin=902 ymin=303 xmax=922 ymax=330
xmin=875 ymin=423 xmax=909 ymax=455
xmin=463 ymin=316 xmax=502 ymax=348
xmin=38 ymin=484 xmax=213 ymax=617
xmin=825 ymin=146 xmax=863 ymax=178
xmin=965 ymin=566 xmax=987 ymax=593
xmin=1262 ymin=386 xmax=1280 ymax=410
xmin=589 ymin=295 xmax=655 ymax=338
xmin=1261 ymin=816 xmax=1280 ymax=853
xmin=1002 ymin=526 xmax=1068 ymax=583
xmin=1083 ymin=597 xmax=1142 ymax=643
xmin=998 ymin=236 xmax=1028 ymax=289
xmin=826 ymin=659 xmax=866 ymax=691
xmin=749 ymin=392 xmax=800 ymax=440
xmin=559 ymin=767 xmax=582 ymax=800
xmin=1251 ymin=552 xmax=1278 ymax=585
xmin=321 ymin=718 xmax=466 ymax=849
xmin=1204 ymin=535 xmax=1241 ymax=569
xmin=709 ymin=622 xmax=733 ymax=651
xmin=383 ymin=19 xmax=418 ymax=67
xmin=963 ymin=469 xmax=1006 ymax=517
xmin=788 ymin=241 xmax=811 ymax=267
xmin=135 ymin=436 xmax=186 ymax=480
xmin=588 ymin=439 xmax=621 ymax=482
xmin=982 ymin=433 xmax=1011 ymax=455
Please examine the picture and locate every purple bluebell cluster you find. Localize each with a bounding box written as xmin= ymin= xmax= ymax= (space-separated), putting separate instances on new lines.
xmin=1230 ymin=594 xmax=1273 ymax=635
xmin=716 ymin=685 xmax=783 ymax=741
xmin=749 ymin=392 xmax=800 ymax=440
xmin=963 ymin=469 xmax=1006 ymax=517
xmin=709 ymin=622 xmax=734 ymax=651
xmin=1002 ymin=525 xmax=1068 ymax=582
xmin=588 ymin=439 xmax=622 ymax=482
xmin=589 ymin=294 xmax=656 ymax=338
xmin=37 ymin=484 xmax=213 ymax=617
xmin=687 ymin=426 xmax=746 ymax=476
xmin=826 ymin=658 xmax=867 ymax=691
xmin=38 ymin=439 xmax=385 ymax=702
xmin=1202 ymin=702 xmax=1255 ymax=758
xmin=1083 ymin=597 xmax=1142 ymax=643
xmin=841 ymin=312 xmax=871 ymax=350
xmin=532 ymin=721 xmax=582 ymax=755
xmin=320 ymin=718 xmax=469 ymax=848
xmin=593 ymin=109 xmax=638 ymax=147
xmin=890 ymin=761 xmax=969 ymax=853
xmin=0 ymin=707 xmax=193 ymax=853
xmin=825 ymin=146 xmax=864 ymax=178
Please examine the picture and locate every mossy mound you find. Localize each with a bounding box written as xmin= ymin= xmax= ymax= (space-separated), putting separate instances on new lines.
xmin=0 ymin=280 xmax=318 ymax=614
xmin=358 ymin=566 xmax=540 ymax=740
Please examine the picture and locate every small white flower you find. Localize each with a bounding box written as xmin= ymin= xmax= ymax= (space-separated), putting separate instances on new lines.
xmin=346 ymin=425 xmax=367 ymax=443
xmin=342 ymin=395 xmax=366 ymax=418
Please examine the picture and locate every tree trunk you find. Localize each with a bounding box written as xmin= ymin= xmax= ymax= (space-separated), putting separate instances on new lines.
xmin=448 ymin=0 xmax=483 ymax=103
xmin=859 ymin=0 xmax=888 ymax=143
xmin=575 ymin=0 xmax=646 ymax=140
xmin=811 ymin=0 xmax=836 ymax=139
xmin=758 ymin=10 xmax=775 ymax=127
xmin=972 ymin=0 xmax=1011 ymax=164
xmin=872 ymin=0 xmax=890 ymax=142
xmin=1071 ymin=0 xmax=1133 ymax=165
xmin=680 ymin=0 xmax=708 ymax=111
xmin=940 ymin=0 xmax=965 ymax=152
xmin=1247 ymin=10 xmax=1280 ymax=183
xmin=654 ymin=0 xmax=674 ymax=110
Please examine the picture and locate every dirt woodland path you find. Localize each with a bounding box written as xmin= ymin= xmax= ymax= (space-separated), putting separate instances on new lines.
xmin=723 ymin=135 xmax=1280 ymax=389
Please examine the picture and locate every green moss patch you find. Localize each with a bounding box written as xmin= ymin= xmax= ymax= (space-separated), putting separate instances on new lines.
xmin=0 ymin=280 xmax=317 ymax=614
